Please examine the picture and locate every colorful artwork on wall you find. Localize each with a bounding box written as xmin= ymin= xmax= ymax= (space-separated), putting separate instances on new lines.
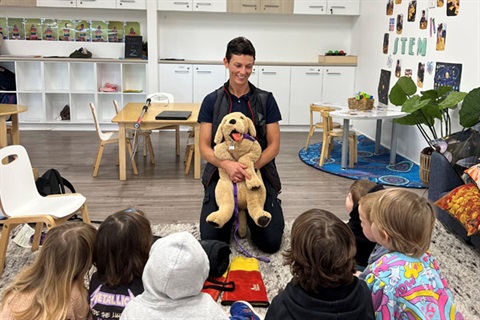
xmin=434 ymin=62 xmax=462 ymax=91
xmin=378 ymin=69 xmax=392 ymax=105
xmin=446 ymin=0 xmax=459 ymax=16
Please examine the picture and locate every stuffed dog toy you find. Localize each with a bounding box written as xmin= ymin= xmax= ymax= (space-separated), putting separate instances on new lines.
xmin=206 ymin=112 xmax=271 ymax=238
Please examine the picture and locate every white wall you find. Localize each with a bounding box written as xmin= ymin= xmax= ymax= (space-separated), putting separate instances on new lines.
xmin=157 ymin=12 xmax=357 ymax=62
xmin=352 ymin=0 xmax=480 ymax=162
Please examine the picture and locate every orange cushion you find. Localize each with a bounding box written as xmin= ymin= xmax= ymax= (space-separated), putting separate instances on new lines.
xmin=435 ymin=183 xmax=480 ymax=236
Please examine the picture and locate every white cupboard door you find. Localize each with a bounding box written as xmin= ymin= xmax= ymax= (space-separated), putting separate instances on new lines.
xmin=193 ymin=0 xmax=226 ymax=11
xmin=159 ymin=64 xmax=193 ymax=103
xmin=158 ymin=0 xmax=192 ymax=11
xmin=293 ymin=0 xmax=326 ymax=14
xmin=322 ymin=66 xmax=355 ymax=106
xmin=193 ymin=65 xmax=226 ymax=103
xmin=77 ymin=0 xmax=116 ymax=8
xmin=326 ymin=0 xmax=359 ymax=15
xmin=289 ymin=67 xmax=322 ymax=125
xmin=258 ymin=66 xmax=291 ymax=124
xmin=37 ymin=0 xmax=76 ymax=7
xmin=117 ymin=0 xmax=146 ymax=9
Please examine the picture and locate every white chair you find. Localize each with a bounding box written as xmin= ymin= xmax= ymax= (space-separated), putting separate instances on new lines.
xmin=0 ymin=145 xmax=91 ymax=278
xmin=147 ymin=93 xmax=180 ymax=157
xmin=89 ymin=103 xmax=138 ymax=177
xmin=113 ymin=100 xmax=155 ymax=164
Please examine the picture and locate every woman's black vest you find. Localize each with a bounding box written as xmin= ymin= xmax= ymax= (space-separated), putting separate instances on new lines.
xmin=201 ymin=82 xmax=282 ymax=194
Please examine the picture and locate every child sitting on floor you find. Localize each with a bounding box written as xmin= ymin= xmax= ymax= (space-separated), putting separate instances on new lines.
xmin=345 ymin=180 xmax=385 ymax=270
xmin=1 ymin=222 xmax=96 ymax=320
xmin=364 ymin=188 xmax=463 ymax=319
xmin=356 ymin=190 xmax=389 ymax=280
xmin=120 ymin=231 xmax=261 ymax=320
xmin=89 ymin=208 xmax=153 ymax=320
xmin=265 ymin=208 xmax=374 ymax=319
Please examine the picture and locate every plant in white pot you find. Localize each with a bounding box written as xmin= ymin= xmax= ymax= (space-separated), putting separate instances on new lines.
xmin=388 ymin=76 xmax=468 ymax=184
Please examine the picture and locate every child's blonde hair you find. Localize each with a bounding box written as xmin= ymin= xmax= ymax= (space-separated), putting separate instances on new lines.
xmin=349 ymin=180 xmax=378 ymax=206
xmin=370 ymin=188 xmax=436 ymax=257
xmin=2 ymin=222 xmax=96 ymax=320
xmin=358 ymin=190 xmax=387 ymax=221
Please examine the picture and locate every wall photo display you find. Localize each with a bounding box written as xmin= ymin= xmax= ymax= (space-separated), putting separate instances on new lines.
xmin=378 ymin=69 xmax=392 ymax=105
xmin=434 ymin=62 xmax=462 ymax=91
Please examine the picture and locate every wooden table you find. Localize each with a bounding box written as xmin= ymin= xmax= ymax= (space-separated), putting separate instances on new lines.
xmin=330 ymin=107 xmax=406 ymax=169
xmin=112 ymin=102 xmax=201 ymax=181
xmin=0 ymin=104 xmax=28 ymax=149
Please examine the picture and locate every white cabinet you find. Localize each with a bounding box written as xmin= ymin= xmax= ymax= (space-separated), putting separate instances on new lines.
xmin=37 ymin=0 xmax=116 ymax=8
xmin=257 ymin=66 xmax=291 ymax=124
xmin=227 ymin=0 xmax=293 ymax=14
xmin=158 ymin=64 xmax=193 ymax=102
xmin=117 ymin=0 xmax=146 ymax=9
xmin=193 ymin=65 xmax=226 ymax=103
xmin=2 ymin=59 xmax=147 ymax=125
xmin=289 ymin=66 xmax=322 ymax=125
xmin=294 ymin=0 xmax=359 ymax=15
xmin=158 ymin=0 xmax=226 ymax=12
xmin=159 ymin=63 xmax=226 ymax=103
xmin=321 ymin=66 xmax=355 ymax=106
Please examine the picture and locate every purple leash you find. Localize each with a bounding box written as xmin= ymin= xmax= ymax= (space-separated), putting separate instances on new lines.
xmin=233 ymin=183 xmax=270 ymax=263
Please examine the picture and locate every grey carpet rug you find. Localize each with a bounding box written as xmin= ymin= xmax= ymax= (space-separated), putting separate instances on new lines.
xmin=1 ymin=221 xmax=479 ymax=319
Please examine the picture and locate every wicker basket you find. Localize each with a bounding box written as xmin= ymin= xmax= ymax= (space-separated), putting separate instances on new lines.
xmin=419 ymin=152 xmax=431 ymax=186
xmin=348 ymin=98 xmax=374 ymax=111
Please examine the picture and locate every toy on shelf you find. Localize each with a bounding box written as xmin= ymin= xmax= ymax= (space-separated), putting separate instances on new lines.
xmin=348 ymin=91 xmax=375 ymax=110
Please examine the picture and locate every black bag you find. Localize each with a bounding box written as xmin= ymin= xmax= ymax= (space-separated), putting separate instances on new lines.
xmin=0 ymin=66 xmax=16 ymax=91
xmin=35 ymin=169 xmax=76 ymax=197
xmin=69 ymin=47 xmax=92 ymax=58
xmin=199 ymin=239 xmax=231 ymax=277
xmin=60 ymin=104 xmax=70 ymax=120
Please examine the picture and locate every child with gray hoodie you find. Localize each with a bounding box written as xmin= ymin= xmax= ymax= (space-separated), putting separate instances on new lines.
xmin=120 ymin=231 xmax=260 ymax=320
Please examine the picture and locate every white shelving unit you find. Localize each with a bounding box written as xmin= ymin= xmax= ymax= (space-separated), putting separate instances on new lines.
xmin=0 ymin=58 xmax=147 ymax=128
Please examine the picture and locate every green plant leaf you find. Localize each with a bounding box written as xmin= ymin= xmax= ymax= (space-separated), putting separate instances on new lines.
xmin=437 ymin=85 xmax=454 ymax=97
xmin=439 ymin=91 xmax=468 ymax=110
xmin=389 ymin=76 xmax=417 ymax=106
xmin=402 ymin=96 xmax=430 ymax=113
xmin=460 ymin=87 xmax=480 ymax=127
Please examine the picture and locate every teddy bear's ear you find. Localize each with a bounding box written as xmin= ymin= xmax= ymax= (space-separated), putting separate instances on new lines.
xmin=214 ymin=119 xmax=225 ymax=145
xmin=246 ymin=116 xmax=256 ymax=138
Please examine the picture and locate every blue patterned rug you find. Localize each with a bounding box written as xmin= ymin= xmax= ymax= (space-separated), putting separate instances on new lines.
xmin=299 ymin=135 xmax=426 ymax=189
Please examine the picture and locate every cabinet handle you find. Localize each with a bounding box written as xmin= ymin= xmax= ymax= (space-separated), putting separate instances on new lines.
xmin=80 ymin=0 xmax=96 ymax=2
xmin=305 ymin=72 xmax=320 ymax=75
xmin=196 ymin=70 xmax=212 ymax=73
xmin=242 ymin=4 xmax=256 ymax=7
xmin=326 ymin=72 xmax=342 ymax=75
xmin=262 ymin=71 xmax=277 ymax=75
xmin=196 ymin=2 xmax=212 ymax=5
xmin=309 ymin=5 xmax=324 ymax=9
xmin=330 ymin=6 xmax=346 ymax=9
xmin=264 ymin=4 xmax=279 ymax=8
xmin=174 ymin=1 xmax=190 ymax=4
xmin=175 ymin=70 xmax=190 ymax=73
xmin=120 ymin=0 xmax=135 ymax=2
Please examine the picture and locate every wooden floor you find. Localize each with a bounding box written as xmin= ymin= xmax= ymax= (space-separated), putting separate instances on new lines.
xmin=12 ymin=129 xmax=423 ymax=224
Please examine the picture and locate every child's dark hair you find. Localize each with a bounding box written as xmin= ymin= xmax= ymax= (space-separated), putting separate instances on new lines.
xmin=225 ymin=36 xmax=256 ymax=62
xmin=94 ymin=208 xmax=152 ymax=286
xmin=284 ymin=209 xmax=356 ymax=292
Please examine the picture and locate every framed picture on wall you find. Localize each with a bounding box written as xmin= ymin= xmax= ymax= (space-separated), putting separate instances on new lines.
xmin=434 ymin=62 xmax=462 ymax=91
xmin=378 ymin=69 xmax=391 ymax=105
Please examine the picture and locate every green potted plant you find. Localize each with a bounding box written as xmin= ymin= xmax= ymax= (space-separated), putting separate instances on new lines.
xmin=389 ymin=76 xmax=468 ymax=149
xmin=388 ymin=76 xmax=470 ymax=185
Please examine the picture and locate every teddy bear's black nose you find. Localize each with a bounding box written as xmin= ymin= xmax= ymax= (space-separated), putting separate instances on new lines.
xmin=229 ymin=119 xmax=236 ymax=124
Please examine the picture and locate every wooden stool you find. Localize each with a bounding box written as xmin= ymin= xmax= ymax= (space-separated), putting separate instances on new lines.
xmin=184 ymin=143 xmax=194 ymax=175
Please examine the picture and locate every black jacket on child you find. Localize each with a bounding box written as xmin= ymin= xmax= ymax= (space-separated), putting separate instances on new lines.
xmin=265 ymin=277 xmax=374 ymax=320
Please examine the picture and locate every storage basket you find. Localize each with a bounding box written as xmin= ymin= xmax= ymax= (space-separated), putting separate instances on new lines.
xmin=348 ymin=98 xmax=374 ymax=111
xmin=419 ymin=152 xmax=431 ymax=186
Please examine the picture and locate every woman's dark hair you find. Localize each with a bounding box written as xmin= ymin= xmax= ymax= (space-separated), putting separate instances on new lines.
xmin=283 ymin=209 xmax=356 ymax=292
xmin=94 ymin=208 xmax=152 ymax=286
xmin=225 ymin=36 xmax=256 ymax=62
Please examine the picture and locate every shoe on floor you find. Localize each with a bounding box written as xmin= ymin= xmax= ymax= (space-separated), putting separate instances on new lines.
xmin=230 ymin=300 xmax=261 ymax=320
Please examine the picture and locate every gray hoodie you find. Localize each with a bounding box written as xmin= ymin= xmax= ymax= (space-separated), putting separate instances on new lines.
xmin=120 ymin=231 xmax=229 ymax=320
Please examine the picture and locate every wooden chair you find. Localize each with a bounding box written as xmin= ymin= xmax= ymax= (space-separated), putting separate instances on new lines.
xmin=305 ymin=104 xmax=341 ymax=150
xmin=113 ymin=100 xmax=155 ymax=165
xmin=184 ymin=130 xmax=195 ymax=175
xmin=89 ymin=103 xmax=138 ymax=177
xmin=147 ymin=93 xmax=180 ymax=157
xmin=319 ymin=109 xmax=358 ymax=168
xmin=0 ymin=145 xmax=91 ymax=278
